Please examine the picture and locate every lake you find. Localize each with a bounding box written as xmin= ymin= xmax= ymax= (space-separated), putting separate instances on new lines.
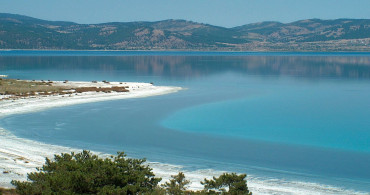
xmin=0 ymin=51 xmax=369 ymax=194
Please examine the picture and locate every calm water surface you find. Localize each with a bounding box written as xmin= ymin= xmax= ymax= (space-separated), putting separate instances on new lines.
xmin=0 ymin=51 xmax=369 ymax=192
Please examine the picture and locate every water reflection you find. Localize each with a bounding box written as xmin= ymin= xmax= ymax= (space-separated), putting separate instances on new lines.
xmin=1 ymin=55 xmax=369 ymax=79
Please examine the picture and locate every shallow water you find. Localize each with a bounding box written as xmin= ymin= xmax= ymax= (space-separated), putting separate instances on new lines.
xmin=0 ymin=51 xmax=369 ymax=193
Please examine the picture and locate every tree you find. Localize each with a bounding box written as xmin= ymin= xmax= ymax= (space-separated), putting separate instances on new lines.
xmin=162 ymin=172 xmax=190 ymax=195
xmin=10 ymin=151 xmax=253 ymax=195
xmin=11 ymin=150 xmax=161 ymax=195
xmin=201 ymin=173 xmax=252 ymax=195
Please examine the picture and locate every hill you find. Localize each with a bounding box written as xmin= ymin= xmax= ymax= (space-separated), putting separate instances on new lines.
xmin=0 ymin=13 xmax=369 ymax=51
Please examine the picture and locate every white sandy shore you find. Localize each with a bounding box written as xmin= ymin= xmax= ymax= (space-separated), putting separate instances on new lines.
xmin=0 ymin=81 xmax=367 ymax=194
xmin=0 ymin=81 xmax=181 ymax=117
xmin=0 ymin=80 xmax=181 ymax=188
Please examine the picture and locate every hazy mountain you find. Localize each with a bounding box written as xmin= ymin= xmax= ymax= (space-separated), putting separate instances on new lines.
xmin=234 ymin=19 xmax=370 ymax=42
xmin=0 ymin=13 xmax=369 ymax=51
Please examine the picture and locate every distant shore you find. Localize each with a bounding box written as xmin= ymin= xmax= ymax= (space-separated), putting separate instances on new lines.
xmin=0 ymin=79 xmax=181 ymax=188
xmin=1 ymin=49 xmax=370 ymax=53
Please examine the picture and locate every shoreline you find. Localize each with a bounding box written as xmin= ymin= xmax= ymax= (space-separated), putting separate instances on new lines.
xmin=0 ymin=81 xmax=367 ymax=194
xmin=1 ymin=129 xmax=367 ymax=195
xmin=2 ymin=49 xmax=370 ymax=54
xmin=0 ymin=80 xmax=182 ymax=188
xmin=0 ymin=80 xmax=182 ymax=117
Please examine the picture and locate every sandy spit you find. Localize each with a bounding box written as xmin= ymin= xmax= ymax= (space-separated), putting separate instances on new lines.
xmin=0 ymin=81 xmax=181 ymax=188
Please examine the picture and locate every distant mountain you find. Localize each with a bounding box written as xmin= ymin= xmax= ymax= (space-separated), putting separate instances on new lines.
xmin=0 ymin=13 xmax=369 ymax=51
xmin=234 ymin=19 xmax=370 ymax=42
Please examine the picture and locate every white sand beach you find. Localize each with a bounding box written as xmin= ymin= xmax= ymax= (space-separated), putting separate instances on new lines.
xmin=0 ymin=80 xmax=181 ymax=188
xmin=0 ymin=81 xmax=181 ymax=117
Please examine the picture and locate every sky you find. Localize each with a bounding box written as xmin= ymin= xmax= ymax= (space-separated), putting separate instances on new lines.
xmin=1 ymin=0 xmax=370 ymax=27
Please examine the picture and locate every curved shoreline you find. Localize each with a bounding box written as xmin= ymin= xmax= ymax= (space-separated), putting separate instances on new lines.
xmin=0 ymin=81 xmax=182 ymax=117
xmin=1 ymin=127 xmax=367 ymax=195
xmin=0 ymin=81 xmax=367 ymax=194
xmin=0 ymin=81 xmax=182 ymax=188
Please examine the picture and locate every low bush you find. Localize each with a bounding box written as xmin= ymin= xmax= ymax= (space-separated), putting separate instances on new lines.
xmin=11 ymin=151 xmax=252 ymax=195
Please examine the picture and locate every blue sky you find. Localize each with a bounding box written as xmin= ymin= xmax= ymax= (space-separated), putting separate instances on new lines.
xmin=1 ymin=0 xmax=369 ymax=27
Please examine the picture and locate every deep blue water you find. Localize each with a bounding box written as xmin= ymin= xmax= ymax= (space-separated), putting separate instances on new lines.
xmin=0 ymin=51 xmax=369 ymax=192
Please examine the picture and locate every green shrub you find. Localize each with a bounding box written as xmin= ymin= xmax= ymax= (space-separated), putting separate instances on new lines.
xmin=11 ymin=151 xmax=161 ymax=195
xmin=201 ymin=173 xmax=252 ymax=195
xmin=162 ymin=172 xmax=190 ymax=195
xmin=11 ymin=151 xmax=252 ymax=195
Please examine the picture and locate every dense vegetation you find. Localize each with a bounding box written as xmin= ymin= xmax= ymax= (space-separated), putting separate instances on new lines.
xmin=0 ymin=13 xmax=369 ymax=51
xmin=11 ymin=151 xmax=252 ymax=195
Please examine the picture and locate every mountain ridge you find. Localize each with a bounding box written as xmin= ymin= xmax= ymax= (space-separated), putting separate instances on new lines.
xmin=0 ymin=13 xmax=369 ymax=51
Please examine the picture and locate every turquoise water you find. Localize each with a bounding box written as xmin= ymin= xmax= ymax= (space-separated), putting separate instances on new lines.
xmin=162 ymin=78 xmax=370 ymax=152
xmin=0 ymin=51 xmax=370 ymax=192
